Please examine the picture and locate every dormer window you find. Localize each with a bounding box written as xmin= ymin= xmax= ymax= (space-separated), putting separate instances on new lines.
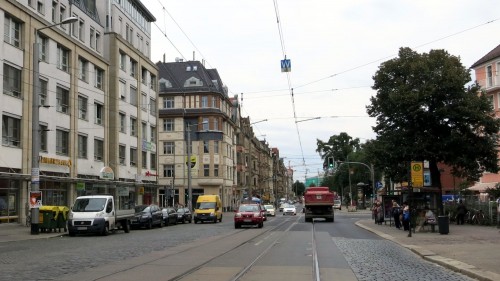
xmin=184 ymin=77 xmax=203 ymax=87
xmin=186 ymin=66 xmax=191 ymax=71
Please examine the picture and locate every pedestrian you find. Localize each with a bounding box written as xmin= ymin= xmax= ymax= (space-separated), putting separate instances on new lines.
xmin=372 ymin=202 xmax=378 ymax=224
xmin=392 ymin=200 xmax=401 ymax=229
xmin=376 ymin=202 xmax=384 ymax=225
xmin=456 ymin=200 xmax=467 ymax=225
xmin=496 ymin=197 xmax=500 ymax=228
xmin=402 ymin=202 xmax=410 ymax=231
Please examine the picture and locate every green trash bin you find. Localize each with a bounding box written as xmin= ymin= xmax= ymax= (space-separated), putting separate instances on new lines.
xmin=39 ymin=206 xmax=58 ymax=233
xmin=56 ymin=206 xmax=69 ymax=232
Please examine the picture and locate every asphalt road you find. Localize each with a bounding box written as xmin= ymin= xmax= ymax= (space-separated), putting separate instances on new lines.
xmin=0 ymin=209 xmax=477 ymax=281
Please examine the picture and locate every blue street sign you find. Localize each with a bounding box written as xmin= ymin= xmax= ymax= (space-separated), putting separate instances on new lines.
xmin=281 ymin=59 xmax=291 ymax=72
xmin=376 ymin=181 xmax=383 ymax=189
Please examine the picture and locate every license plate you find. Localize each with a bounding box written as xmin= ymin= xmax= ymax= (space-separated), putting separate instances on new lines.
xmin=316 ymin=195 xmax=322 ymax=199
xmin=244 ymin=219 xmax=252 ymax=222
xmin=77 ymin=227 xmax=87 ymax=230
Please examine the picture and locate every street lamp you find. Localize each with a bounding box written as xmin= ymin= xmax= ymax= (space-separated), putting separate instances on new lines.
xmin=30 ymin=17 xmax=78 ymax=235
xmin=186 ymin=121 xmax=208 ymax=211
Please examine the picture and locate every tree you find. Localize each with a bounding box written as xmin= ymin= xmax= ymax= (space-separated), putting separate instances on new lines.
xmin=293 ymin=180 xmax=306 ymax=196
xmin=367 ymin=47 xmax=500 ymax=214
xmin=316 ymin=132 xmax=360 ymax=168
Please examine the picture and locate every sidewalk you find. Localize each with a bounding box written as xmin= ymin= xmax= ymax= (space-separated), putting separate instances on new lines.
xmin=356 ymin=218 xmax=500 ymax=281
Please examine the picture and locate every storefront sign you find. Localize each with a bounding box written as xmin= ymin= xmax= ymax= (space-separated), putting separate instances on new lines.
xmin=99 ymin=166 xmax=115 ymax=180
xmin=138 ymin=186 xmax=144 ymax=195
xmin=39 ymin=156 xmax=72 ymax=167
xmin=118 ymin=186 xmax=129 ymax=196
xmin=29 ymin=191 xmax=42 ymax=208
xmin=142 ymin=140 xmax=157 ymax=152
xmin=76 ymin=182 xmax=85 ymax=191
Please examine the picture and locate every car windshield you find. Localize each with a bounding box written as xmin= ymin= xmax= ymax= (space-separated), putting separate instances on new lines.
xmin=197 ymin=202 xmax=216 ymax=209
xmin=178 ymin=209 xmax=185 ymax=214
xmin=72 ymin=198 xmax=107 ymax=212
xmin=239 ymin=205 xmax=259 ymax=212
xmin=264 ymin=205 xmax=274 ymax=210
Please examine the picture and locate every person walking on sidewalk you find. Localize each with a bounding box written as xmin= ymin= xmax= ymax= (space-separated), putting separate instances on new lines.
xmin=456 ymin=200 xmax=467 ymax=225
xmin=392 ymin=200 xmax=401 ymax=229
xmin=402 ymin=202 xmax=410 ymax=231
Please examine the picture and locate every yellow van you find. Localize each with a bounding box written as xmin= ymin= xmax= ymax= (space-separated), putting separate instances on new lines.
xmin=194 ymin=195 xmax=222 ymax=223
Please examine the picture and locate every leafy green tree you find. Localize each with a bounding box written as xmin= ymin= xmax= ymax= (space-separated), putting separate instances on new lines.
xmin=293 ymin=180 xmax=306 ymax=196
xmin=316 ymin=132 xmax=360 ymax=168
xmin=367 ymin=47 xmax=500 ymax=214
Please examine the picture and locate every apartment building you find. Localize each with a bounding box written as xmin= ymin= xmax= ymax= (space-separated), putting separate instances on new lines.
xmin=0 ymin=0 xmax=158 ymax=224
xmin=156 ymin=59 xmax=237 ymax=210
xmin=470 ymin=44 xmax=500 ymax=192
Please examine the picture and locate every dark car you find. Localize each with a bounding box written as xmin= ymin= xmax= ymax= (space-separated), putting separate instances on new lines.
xmin=176 ymin=207 xmax=192 ymax=223
xmin=234 ymin=203 xmax=264 ymax=229
xmin=161 ymin=207 xmax=178 ymax=226
xmin=131 ymin=204 xmax=163 ymax=229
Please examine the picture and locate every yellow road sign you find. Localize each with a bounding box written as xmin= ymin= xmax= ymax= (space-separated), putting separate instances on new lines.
xmin=411 ymin=161 xmax=424 ymax=187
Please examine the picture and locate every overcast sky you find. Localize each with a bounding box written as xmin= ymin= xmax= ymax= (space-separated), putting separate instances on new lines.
xmin=144 ymin=0 xmax=500 ymax=183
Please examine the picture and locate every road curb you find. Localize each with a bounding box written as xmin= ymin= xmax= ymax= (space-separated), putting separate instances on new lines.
xmin=354 ymin=221 xmax=500 ymax=281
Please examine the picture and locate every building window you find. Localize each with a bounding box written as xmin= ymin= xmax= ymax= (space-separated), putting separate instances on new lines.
xmin=95 ymin=31 xmax=101 ymax=53
xmin=163 ymin=97 xmax=174 ymax=109
xmin=163 ymin=118 xmax=174 ymax=132
xmin=71 ymin=13 xmax=77 ymax=37
xmin=150 ymin=74 xmax=156 ymax=90
xmin=78 ymin=134 xmax=87 ymax=158
xmin=163 ymin=165 xmax=175 ymax=178
xmin=56 ymin=129 xmax=69 ymax=155
xmin=214 ymin=164 xmax=219 ymax=177
xmin=141 ymin=67 xmax=147 ymax=85
xmin=204 ymin=164 xmax=210 ymax=177
xmin=119 ymin=80 xmax=126 ymax=101
xmin=56 ymin=45 xmax=69 ymax=72
xmin=212 ymin=96 xmax=218 ymax=108
xmin=150 ymin=153 xmax=156 ymax=170
xmin=142 ymin=151 xmax=147 ymax=168
xmin=4 ymin=15 xmax=21 ymax=48
xmin=163 ymin=141 xmax=174 ymax=154
xmin=89 ymin=27 xmax=95 ymax=49
xmin=119 ymin=112 xmax=126 ymax=133
xmin=59 ymin=5 xmax=66 ymax=28
xmin=2 ymin=115 xmax=21 ymax=147
xmin=150 ymin=125 xmax=156 ymax=142
xmin=201 ymin=96 xmax=208 ymax=108
xmin=78 ymin=57 xmax=88 ymax=82
xmin=56 ymin=86 xmax=69 ymax=114
xmin=95 ymin=66 xmax=104 ymax=89
xmin=213 ymin=118 xmax=219 ymax=131
xmin=130 ymin=117 xmax=137 ymax=136
xmin=203 ymin=141 xmax=209 ymax=153
xmin=119 ymin=52 xmax=126 ymax=70
xmin=40 ymin=79 xmax=47 ymax=106
xmin=130 ymin=59 xmax=137 ymax=77
xmin=78 ymin=18 xmax=85 ymax=41
xmin=3 ymin=64 xmax=22 ymax=98
xmin=149 ymin=98 xmax=156 ymax=115
xmin=40 ymin=124 xmax=47 ymax=152
xmin=202 ymin=118 xmax=209 ymax=131
xmin=141 ymin=122 xmax=147 ymax=141
xmin=37 ymin=0 xmax=45 ymax=14
xmin=119 ymin=144 xmax=126 ymax=165
xmin=52 ymin=0 xmax=58 ymax=23
xmin=130 ymin=147 xmax=137 ymax=166
xmin=130 ymin=86 xmax=137 ymax=106
xmin=214 ymin=141 xmax=219 ymax=154
xmin=78 ymin=95 xmax=88 ymax=120
xmin=141 ymin=93 xmax=148 ymax=111
xmin=487 ymin=65 xmax=493 ymax=87
xmin=37 ymin=34 xmax=48 ymax=62
xmin=94 ymin=102 xmax=103 ymax=125
xmin=94 ymin=138 xmax=104 ymax=161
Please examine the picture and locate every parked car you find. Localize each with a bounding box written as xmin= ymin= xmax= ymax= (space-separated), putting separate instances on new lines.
xmin=333 ymin=199 xmax=342 ymax=210
xmin=234 ymin=203 xmax=264 ymax=229
xmin=131 ymin=204 xmax=163 ymax=229
xmin=279 ymin=203 xmax=286 ymax=212
xmin=161 ymin=207 xmax=178 ymax=226
xmin=264 ymin=204 xmax=276 ymax=217
xmin=283 ymin=204 xmax=297 ymax=216
xmin=176 ymin=207 xmax=192 ymax=223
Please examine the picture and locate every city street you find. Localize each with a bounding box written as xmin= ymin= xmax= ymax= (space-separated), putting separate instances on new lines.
xmin=0 ymin=209 xmax=476 ymax=281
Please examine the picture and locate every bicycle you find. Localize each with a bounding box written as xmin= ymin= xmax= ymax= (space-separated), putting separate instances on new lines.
xmin=472 ymin=209 xmax=486 ymax=225
xmin=25 ymin=214 xmax=31 ymax=227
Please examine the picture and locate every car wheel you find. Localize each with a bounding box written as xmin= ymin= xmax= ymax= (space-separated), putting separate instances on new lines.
xmin=194 ymin=219 xmax=198 ymax=224
xmin=258 ymin=222 xmax=263 ymax=228
xmin=101 ymin=224 xmax=110 ymax=236
xmin=124 ymin=220 xmax=130 ymax=233
xmin=235 ymin=223 xmax=240 ymax=229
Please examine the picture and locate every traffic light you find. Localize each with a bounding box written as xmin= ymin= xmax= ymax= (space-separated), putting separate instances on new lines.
xmin=328 ymin=157 xmax=334 ymax=168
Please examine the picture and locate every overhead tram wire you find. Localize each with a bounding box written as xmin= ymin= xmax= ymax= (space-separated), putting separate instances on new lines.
xmin=294 ymin=17 xmax=500 ymax=90
xmin=273 ymin=0 xmax=307 ymax=168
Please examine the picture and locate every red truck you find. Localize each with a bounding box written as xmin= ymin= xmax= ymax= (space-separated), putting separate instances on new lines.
xmin=303 ymin=187 xmax=335 ymax=222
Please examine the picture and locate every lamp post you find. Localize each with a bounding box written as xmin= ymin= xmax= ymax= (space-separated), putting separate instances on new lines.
xmin=186 ymin=121 xmax=208 ymax=211
xmin=31 ymin=17 xmax=78 ymax=235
